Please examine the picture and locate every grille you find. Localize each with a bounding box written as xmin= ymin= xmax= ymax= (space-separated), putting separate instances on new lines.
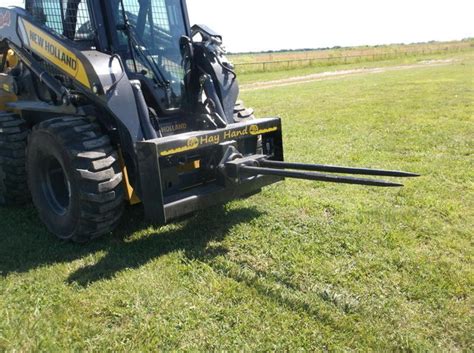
xmin=26 ymin=0 xmax=95 ymax=41
xmin=122 ymin=0 xmax=170 ymax=33
xmin=150 ymin=0 xmax=170 ymax=32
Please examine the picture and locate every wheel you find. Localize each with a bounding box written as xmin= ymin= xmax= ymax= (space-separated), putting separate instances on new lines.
xmin=0 ymin=112 xmax=30 ymax=206
xmin=27 ymin=117 xmax=124 ymax=242
xmin=233 ymin=100 xmax=255 ymax=121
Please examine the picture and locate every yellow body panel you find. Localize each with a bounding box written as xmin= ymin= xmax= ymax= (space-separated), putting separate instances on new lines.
xmin=6 ymin=49 xmax=19 ymax=68
xmin=0 ymin=90 xmax=17 ymax=111
xmin=0 ymin=54 xmax=17 ymax=111
xmin=118 ymin=149 xmax=141 ymax=205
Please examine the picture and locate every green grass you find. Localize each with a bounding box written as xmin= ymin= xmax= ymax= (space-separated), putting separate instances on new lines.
xmin=238 ymin=50 xmax=474 ymax=85
xmin=1 ymin=56 xmax=473 ymax=351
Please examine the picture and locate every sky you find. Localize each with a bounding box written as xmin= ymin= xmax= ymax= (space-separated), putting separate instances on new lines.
xmin=2 ymin=0 xmax=473 ymax=53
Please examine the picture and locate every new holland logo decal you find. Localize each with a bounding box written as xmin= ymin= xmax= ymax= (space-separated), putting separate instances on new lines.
xmin=18 ymin=19 xmax=91 ymax=88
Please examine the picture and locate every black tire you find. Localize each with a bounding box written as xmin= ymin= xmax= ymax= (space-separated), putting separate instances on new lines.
xmin=0 ymin=112 xmax=30 ymax=206
xmin=233 ymin=100 xmax=255 ymax=121
xmin=27 ymin=117 xmax=124 ymax=242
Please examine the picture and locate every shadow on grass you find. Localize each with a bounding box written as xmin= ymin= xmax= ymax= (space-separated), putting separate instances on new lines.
xmin=0 ymin=205 xmax=343 ymax=322
xmin=0 ymin=204 xmax=262 ymax=286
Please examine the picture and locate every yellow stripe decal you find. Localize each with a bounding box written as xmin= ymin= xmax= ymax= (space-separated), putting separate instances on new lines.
xmin=21 ymin=19 xmax=91 ymax=88
xmin=161 ymin=137 xmax=200 ymax=157
xmin=250 ymin=126 xmax=278 ymax=135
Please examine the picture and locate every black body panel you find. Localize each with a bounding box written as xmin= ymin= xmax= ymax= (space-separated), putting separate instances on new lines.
xmin=137 ymin=117 xmax=284 ymax=223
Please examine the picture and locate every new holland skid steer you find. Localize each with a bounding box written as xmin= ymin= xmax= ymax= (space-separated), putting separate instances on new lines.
xmin=0 ymin=0 xmax=418 ymax=242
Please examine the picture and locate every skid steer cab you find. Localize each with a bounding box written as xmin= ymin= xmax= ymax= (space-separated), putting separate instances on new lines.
xmin=0 ymin=0 xmax=418 ymax=242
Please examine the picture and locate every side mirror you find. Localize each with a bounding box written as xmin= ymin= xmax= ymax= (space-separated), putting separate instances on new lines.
xmin=179 ymin=35 xmax=194 ymax=59
xmin=191 ymin=24 xmax=223 ymax=43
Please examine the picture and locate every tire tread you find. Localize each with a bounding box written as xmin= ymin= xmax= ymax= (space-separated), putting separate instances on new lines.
xmin=30 ymin=116 xmax=124 ymax=242
xmin=0 ymin=113 xmax=29 ymax=206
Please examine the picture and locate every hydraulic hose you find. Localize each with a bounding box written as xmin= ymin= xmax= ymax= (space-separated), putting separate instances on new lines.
xmin=130 ymin=80 xmax=158 ymax=140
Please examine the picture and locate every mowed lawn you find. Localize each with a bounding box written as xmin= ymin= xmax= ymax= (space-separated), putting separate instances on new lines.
xmin=1 ymin=57 xmax=473 ymax=351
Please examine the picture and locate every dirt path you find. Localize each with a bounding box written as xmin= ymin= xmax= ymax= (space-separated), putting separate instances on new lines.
xmin=240 ymin=59 xmax=456 ymax=92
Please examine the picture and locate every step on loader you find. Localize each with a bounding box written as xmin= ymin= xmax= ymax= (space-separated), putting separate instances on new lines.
xmin=0 ymin=0 xmax=418 ymax=242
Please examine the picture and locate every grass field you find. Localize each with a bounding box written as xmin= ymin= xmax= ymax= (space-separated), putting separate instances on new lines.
xmin=1 ymin=54 xmax=473 ymax=351
xmin=231 ymin=40 xmax=474 ymax=74
xmin=229 ymin=40 xmax=473 ymax=63
xmin=238 ymin=51 xmax=473 ymax=85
